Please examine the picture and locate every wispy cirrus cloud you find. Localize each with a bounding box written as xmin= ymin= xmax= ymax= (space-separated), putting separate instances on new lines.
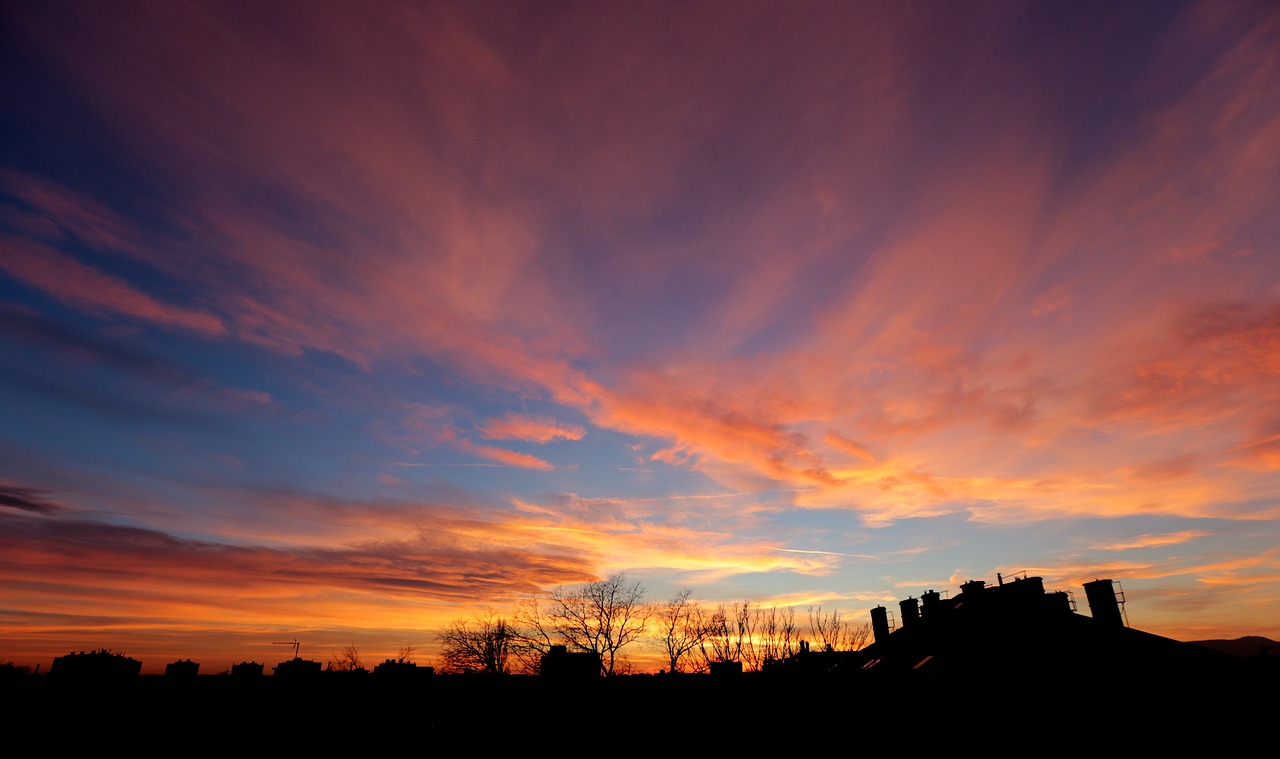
xmin=9 ymin=0 xmax=1272 ymax=526
xmin=452 ymin=439 xmax=555 ymax=471
xmin=0 ymin=506 xmax=590 ymax=668
xmin=0 ymin=238 xmax=225 ymax=335
xmin=0 ymin=475 xmax=844 ymax=655
xmin=1091 ymin=532 xmax=1210 ymax=551
xmin=371 ymin=404 xmax=556 ymax=470
xmin=508 ymin=491 xmax=841 ymax=584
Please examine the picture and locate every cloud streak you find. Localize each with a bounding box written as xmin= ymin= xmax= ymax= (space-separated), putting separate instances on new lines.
xmin=0 ymin=237 xmax=225 ymax=335
xmin=0 ymin=484 xmax=62 ymax=514
xmin=476 ymin=413 xmax=586 ymax=443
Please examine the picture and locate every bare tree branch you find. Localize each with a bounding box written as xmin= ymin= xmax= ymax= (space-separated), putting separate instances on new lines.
xmin=757 ymin=604 xmax=796 ymax=665
xmin=510 ymin=596 xmax=557 ymax=674
xmin=655 ymin=588 xmax=710 ymax=673
xmin=523 ymin=572 xmax=652 ymax=676
xmin=328 ymin=642 xmax=363 ymax=672
xmin=701 ymin=600 xmax=758 ymax=669
xmin=436 ymin=611 xmax=515 ymax=674
xmin=808 ymin=607 xmax=873 ymax=652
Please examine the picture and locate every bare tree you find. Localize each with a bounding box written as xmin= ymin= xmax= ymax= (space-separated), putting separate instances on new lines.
xmin=845 ymin=620 xmax=872 ymax=651
xmin=655 ymin=588 xmax=711 ymax=673
xmin=396 ymin=643 xmax=417 ymax=663
xmin=700 ymin=604 xmax=731 ymax=666
xmin=808 ymin=607 xmax=873 ymax=652
xmin=510 ymin=595 xmax=560 ymax=674
xmin=808 ymin=606 xmax=842 ymax=652
xmin=735 ymin=600 xmax=760 ymax=671
xmin=534 ymin=572 xmax=652 ymax=676
xmin=696 ymin=600 xmax=803 ymax=671
xmin=436 ymin=611 xmax=514 ymax=674
xmin=700 ymin=600 xmax=756 ymax=669
xmin=329 ymin=642 xmax=363 ymax=671
xmin=756 ymin=604 xmax=797 ymax=665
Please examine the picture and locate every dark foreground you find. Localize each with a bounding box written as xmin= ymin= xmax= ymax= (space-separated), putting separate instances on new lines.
xmin=6 ymin=660 xmax=1272 ymax=753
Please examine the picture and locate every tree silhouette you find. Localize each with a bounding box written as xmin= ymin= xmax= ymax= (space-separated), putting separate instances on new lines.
xmin=701 ymin=600 xmax=755 ymax=670
xmin=756 ymin=604 xmax=797 ymax=666
xmin=511 ymin=595 xmax=558 ymax=674
xmin=437 ymin=611 xmax=514 ymax=674
xmin=328 ymin=642 xmax=363 ymax=671
xmin=519 ymin=572 xmax=652 ymax=676
xmin=808 ymin=606 xmax=872 ymax=652
xmin=656 ymin=588 xmax=710 ymax=673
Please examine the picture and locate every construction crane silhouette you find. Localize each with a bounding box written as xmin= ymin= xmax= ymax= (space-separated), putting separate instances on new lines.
xmin=272 ymin=638 xmax=301 ymax=659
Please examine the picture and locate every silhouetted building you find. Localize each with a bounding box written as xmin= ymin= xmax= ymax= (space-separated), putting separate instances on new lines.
xmin=859 ymin=573 xmax=1240 ymax=698
xmin=708 ymin=660 xmax=744 ymax=677
xmin=540 ymin=645 xmax=601 ymax=679
xmin=164 ymin=659 xmax=199 ymax=681
xmin=50 ymin=649 xmax=142 ymax=680
xmin=273 ymin=657 xmax=322 ymax=680
xmin=231 ymin=661 xmax=264 ymax=679
xmin=373 ymin=658 xmax=432 ymax=680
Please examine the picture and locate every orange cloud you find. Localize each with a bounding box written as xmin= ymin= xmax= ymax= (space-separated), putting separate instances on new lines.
xmin=506 ymin=493 xmax=841 ymax=584
xmin=1091 ymin=532 xmax=1210 ymax=551
xmin=476 ymin=413 xmax=586 ymax=443
xmin=0 ymin=473 xmax=862 ymax=671
xmin=823 ymin=432 xmax=876 ymax=463
xmin=453 ymin=439 xmax=555 ymax=471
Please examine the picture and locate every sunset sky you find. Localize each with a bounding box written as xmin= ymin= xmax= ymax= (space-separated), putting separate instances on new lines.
xmin=2 ymin=0 xmax=1278 ymax=674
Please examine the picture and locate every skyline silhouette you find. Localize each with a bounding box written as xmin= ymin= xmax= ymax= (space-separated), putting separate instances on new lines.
xmin=7 ymin=572 xmax=1273 ymax=751
xmin=8 ymin=571 xmax=1276 ymax=678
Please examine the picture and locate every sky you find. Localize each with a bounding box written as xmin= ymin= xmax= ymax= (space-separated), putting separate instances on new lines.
xmin=2 ymin=0 xmax=1278 ymax=675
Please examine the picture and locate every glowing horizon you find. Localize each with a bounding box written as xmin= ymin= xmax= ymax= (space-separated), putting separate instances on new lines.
xmin=2 ymin=0 xmax=1278 ymax=674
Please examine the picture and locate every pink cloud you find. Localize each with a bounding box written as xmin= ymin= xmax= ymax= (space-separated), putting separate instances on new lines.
xmin=6 ymin=0 xmax=1278 ymax=535
xmin=0 ymin=171 xmax=145 ymax=256
xmin=372 ymin=405 xmax=557 ymax=471
xmin=823 ymin=432 xmax=875 ymax=463
xmin=0 ymin=237 xmax=225 ymax=335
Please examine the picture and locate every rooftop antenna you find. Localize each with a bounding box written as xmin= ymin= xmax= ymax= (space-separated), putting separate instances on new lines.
xmin=999 ymin=570 xmax=1029 ymax=585
xmin=272 ymin=639 xmax=301 ymax=659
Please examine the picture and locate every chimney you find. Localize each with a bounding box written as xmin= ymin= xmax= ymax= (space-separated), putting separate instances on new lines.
xmin=871 ymin=605 xmax=891 ymax=644
xmin=1083 ymin=579 xmax=1124 ymax=627
xmin=921 ymin=589 xmax=942 ymax=620
xmin=899 ymin=596 xmax=920 ymax=628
